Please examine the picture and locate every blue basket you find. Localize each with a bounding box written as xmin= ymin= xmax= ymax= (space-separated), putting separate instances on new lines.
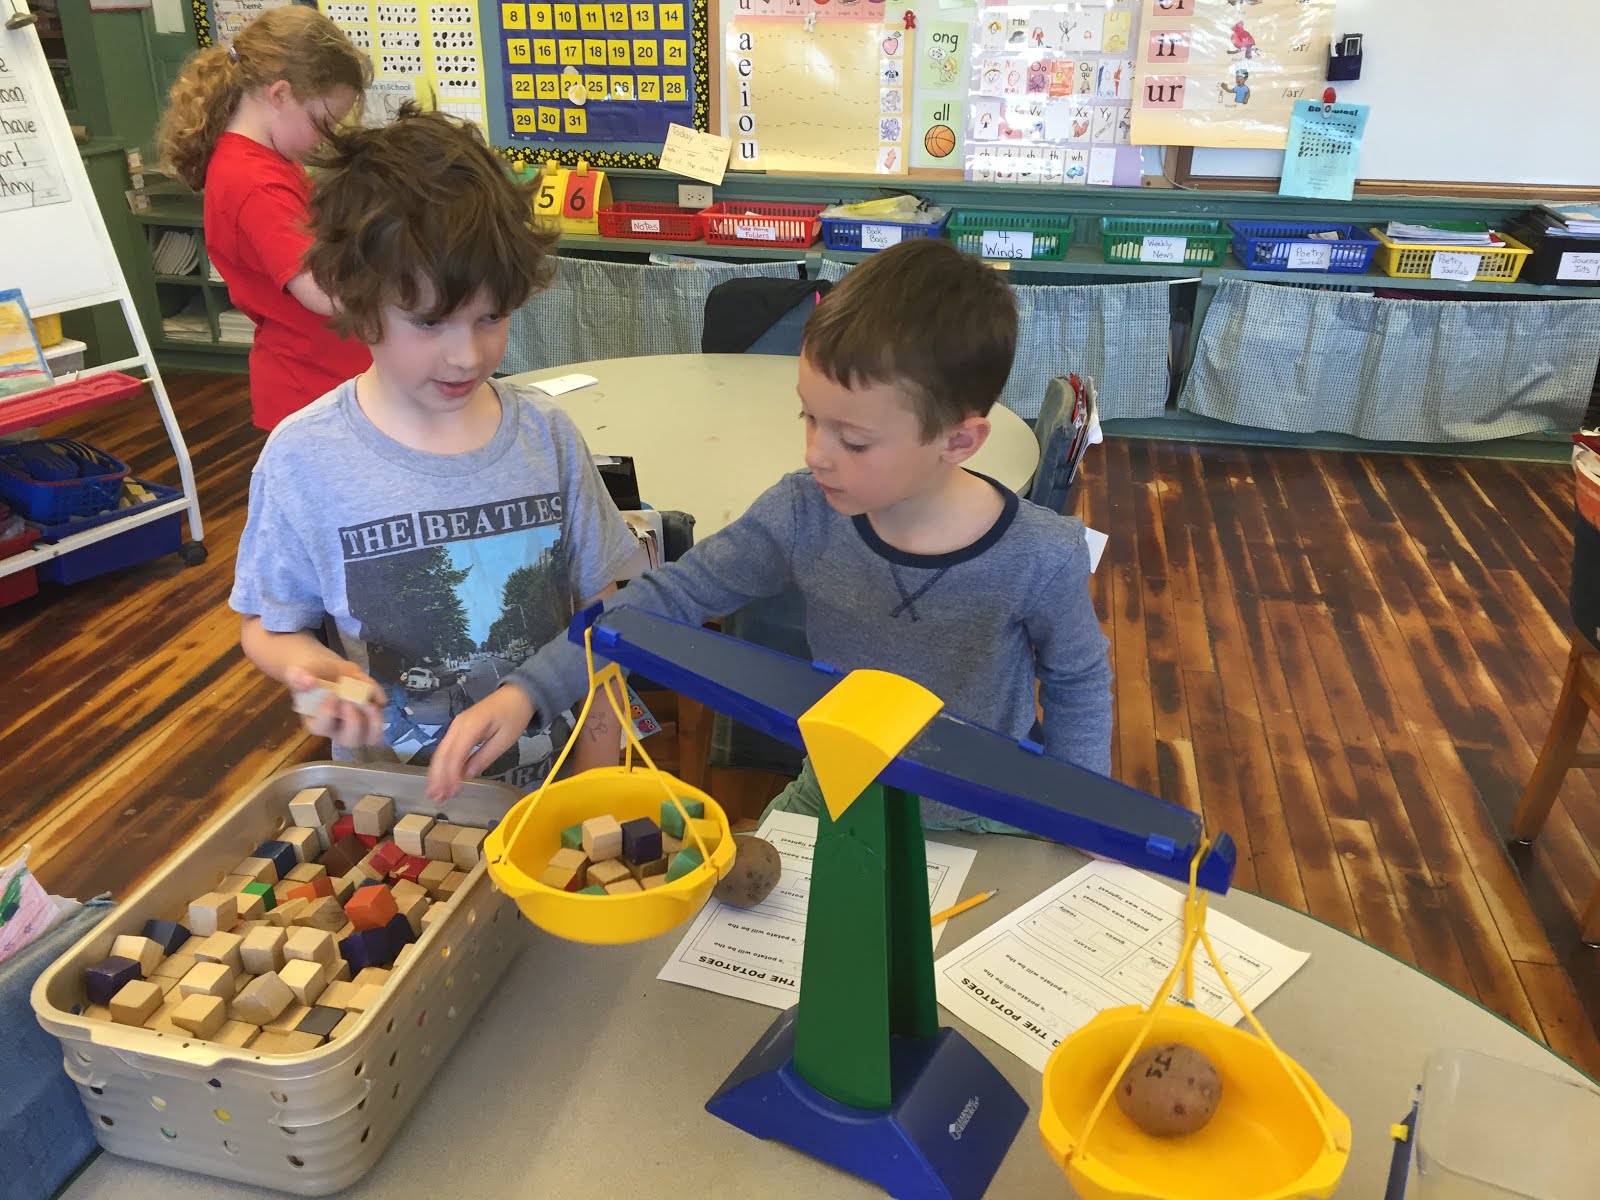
xmin=34 ymin=480 xmax=183 ymax=584
xmin=0 ymin=438 xmax=129 ymax=524
xmin=820 ymin=210 xmax=950 ymax=253
xmin=1229 ymin=221 xmax=1380 ymax=274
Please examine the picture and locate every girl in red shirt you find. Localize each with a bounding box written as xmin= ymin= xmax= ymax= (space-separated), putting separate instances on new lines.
xmin=159 ymin=8 xmax=373 ymax=431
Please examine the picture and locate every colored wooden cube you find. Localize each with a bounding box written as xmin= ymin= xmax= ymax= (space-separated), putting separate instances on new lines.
xmin=423 ymin=822 xmax=463 ymax=862
xmin=418 ymin=860 xmax=454 ymax=898
xmin=319 ymin=834 xmax=367 ymax=879
xmin=685 ymin=817 xmax=722 ymax=855
xmin=298 ymin=896 xmax=348 ymax=933
xmin=339 ymin=928 xmax=392 ymax=973
xmin=84 ymin=957 xmax=141 ymax=1006
xmin=178 ymin=961 xmax=235 ymax=1001
xmin=141 ymin=919 xmax=190 ymax=956
xmin=231 ymin=972 xmax=294 ymax=1025
xmin=239 ymin=927 xmax=287 ymax=975
xmin=540 ymin=848 xmax=589 ymax=892
xmin=252 ymin=840 xmax=299 ymax=881
xmin=604 ymin=879 xmax=643 ymax=895
xmin=278 ymin=958 xmax=327 ymax=1006
xmin=187 ymin=892 xmax=237 ymax=937
xmin=345 ymin=885 xmax=398 ymax=931
xmin=288 ymin=786 xmax=337 ymax=828
xmin=279 ymin=825 xmax=323 ymax=863
xmin=560 ymin=822 xmax=585 ymax=851
xmin=577 ymin=885 xmax=606 ymax=895
xmin=665 ymin=847 xmax=704 ymax=883
xmin=252 ymin=1030 xmax=322 ymax=1054
xmin=354 ymin=832 xmax=380 ymax=850
xmin=285 ymin=878 xmax=334 ymax=903
xmin=296 ymin=1005 xmax=344 ymax=1040
xmin=368 ymin=840 xmax=406 ymax=877
xmin=330 ymin=1011 xmax=363 ymax=1040
xmin=233 ymin=855 xmax=279 ymax=885
xmin=213 ymin=1020 xmax=260 ymax=1048
xmin=284 ymin=927 xmax=338 ymax=969
xmin=352 ymin=854 xmax=385 ymax=882
xmin=586 ymin=858 xmax=632 ymax=889
xmin=396 ymin=854 xmax=429 ymax=883
xmin=581 ymin=815 xmax=623 ymax=862
xmin=110 ymin=934 xmax=163 ymax=977
xmin=109 ymin=979 xmax=163 ymax=1026
xmin=330 ymin=813 xmax=357 ymax=842
xmin=241 ymin=881 xmax=276 ymax=912
xmin=620 ymin=817 xmax=662 ymax=866
xmin=659 ymin=797 xmax=704 ymax=839
xmin=393 ymin=813 xmax=435 ymax=857
xmin=285 ymin=863 xmax=328 ymax=884
xmin=449 ymin=825 xmax=487 ymax=869
xmin=171 ymin=993 xmax=227 ymax=1038
xmin=384 ymin=913 xmax=416 ymax=957
xmin=193 ymin=931 xmax=244 ymax=975
xmin=352 ymin=793 xmax=395 ymax=837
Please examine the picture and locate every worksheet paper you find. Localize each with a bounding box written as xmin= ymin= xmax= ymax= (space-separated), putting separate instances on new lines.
xmin=934 ymin=860 xmax=1309 ymax=1071
xmin=657 ymin=811 xmax=976 ymax=1008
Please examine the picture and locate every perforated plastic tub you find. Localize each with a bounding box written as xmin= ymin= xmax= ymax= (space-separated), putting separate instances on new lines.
xmin=31 ymin=762 xmax=525 ymax=1195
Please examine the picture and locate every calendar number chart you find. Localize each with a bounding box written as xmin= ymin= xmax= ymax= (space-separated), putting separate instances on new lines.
xmin=499 ymin=0 xmax=696 ymax=142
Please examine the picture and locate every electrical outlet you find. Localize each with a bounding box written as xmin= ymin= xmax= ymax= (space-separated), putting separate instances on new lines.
xmin=678 ymin=184 xmax=712 ymax=209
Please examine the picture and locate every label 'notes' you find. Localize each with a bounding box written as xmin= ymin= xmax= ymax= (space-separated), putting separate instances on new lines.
xmin=657 ymin=123 xmax=731 ymax=185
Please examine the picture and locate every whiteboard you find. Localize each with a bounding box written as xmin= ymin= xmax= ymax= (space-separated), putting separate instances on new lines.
xmin=1186 ymin=0 xmax=1600 ymax=188
xmin=0 ymin=23 xmax=128 ymax=316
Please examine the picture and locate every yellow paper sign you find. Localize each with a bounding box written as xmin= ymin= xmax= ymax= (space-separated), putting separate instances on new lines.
xmin=658 ymin=122 xmax=732 ymax=185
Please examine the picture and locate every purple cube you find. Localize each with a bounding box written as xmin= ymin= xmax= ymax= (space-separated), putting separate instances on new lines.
xmin=620 ymin=817 xmax=662 ymax=867
xmin=339 ymin=928 xmax=392 ymax=972
xmin=252 ymin=840 xmax=298 ymax=881
xmin=84 ymin=956 xmax=142 ymax=1006
xmin=384 ymin=913 xmax=416 ymax=957
xmin=142 ymin=919 xmax=190 ymax=956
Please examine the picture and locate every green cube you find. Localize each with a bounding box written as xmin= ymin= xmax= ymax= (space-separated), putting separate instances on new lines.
xmin=242 ymin=881 xmax=276 ymax=911
xmin=665 ymin=847 xmax=704 ymax=883
xmin=577 ymin=885 xmax=606 ymax=895
xmin=659 ymin=798 xmax=705 ymax=839
xmin=560 ymin=823 xmax=585 ymax=851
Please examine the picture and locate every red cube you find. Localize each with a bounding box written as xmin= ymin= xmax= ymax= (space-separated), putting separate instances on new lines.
xmin=397 ymin=855 xmax=429 ymax=882
xmin=368 ymin=841 xmax=406 ymax=877
xmin=331 ymin=814 xmax=357 ymax=842
xmin=345 ymin=885 xmax=399 ymax=932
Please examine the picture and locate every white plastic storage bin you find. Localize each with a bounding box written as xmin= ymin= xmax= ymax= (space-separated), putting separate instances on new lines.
xmin=31 ymin=762 xmax=526 ymax=1195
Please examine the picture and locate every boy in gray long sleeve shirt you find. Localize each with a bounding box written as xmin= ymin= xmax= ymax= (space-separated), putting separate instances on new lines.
xmin=428 ymin=239 xmax=1112 ymax=829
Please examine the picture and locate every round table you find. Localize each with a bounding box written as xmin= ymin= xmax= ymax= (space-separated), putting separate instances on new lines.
xmin=506 ymin=354 xmax=1042 ymax=537
xmin=65 ymin=838 xmax=1594 ymax=1200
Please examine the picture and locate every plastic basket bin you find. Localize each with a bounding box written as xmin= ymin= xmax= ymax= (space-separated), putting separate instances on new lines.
xmin=31 ymin=763 xmax=525 ymax=1196
xmin=0 ymin=438 xmax=128 ymax=524
xmin=0 ymin=520 xmax=42 ymax=608
xmin=1229 ymin=221 xmax=1380 ymax=274
xmin=1516 ymin=226 xmax=1600 ymax=287
xmin=948 ymin=210 xmax=1075 ymax=262
xmin=1099 ymin=217 xmax=1231 ymax=267
xmin=595 ymin=202 xmax=705 ymax=242
xmin=821 ymin=210 xmax=950 ymax=253
xmin=701 ymin=202 xmax=825 ymax=249
xmin=1368 ymin=228 xmax=1532 ymax=283
xmin=35 ymin=479 xmax=183 ymax=585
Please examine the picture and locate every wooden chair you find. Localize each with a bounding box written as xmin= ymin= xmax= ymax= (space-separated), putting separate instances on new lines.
xmin=1510 ymin=632 xmax=1600 ymax=944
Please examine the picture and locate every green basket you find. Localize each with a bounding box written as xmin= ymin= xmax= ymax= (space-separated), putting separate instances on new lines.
xmin=948 ymin=210 xmax=1076 ymax=262
xmin=1099 ymin=217 xmax=1231 ymax=267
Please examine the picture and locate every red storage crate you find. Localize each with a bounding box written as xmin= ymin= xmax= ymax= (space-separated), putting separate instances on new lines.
xmin=596 ymin=202 xmax=705 ymax=242
xmin=700 ymin=202 xmax=825 ymax=249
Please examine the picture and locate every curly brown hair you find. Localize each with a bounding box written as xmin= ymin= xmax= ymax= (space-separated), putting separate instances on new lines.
xmin=158 ymin=7 xmax=371 ymax=190
xmin=303 ymin=104 xmax=559 ymax=343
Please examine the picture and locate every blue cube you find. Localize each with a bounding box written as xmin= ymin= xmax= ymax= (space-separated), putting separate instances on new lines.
xmin=339 ymin=928 xmax=392 ymax=972
xmin=84 ymin=957 xmax=141 ymax=1007
xmin=621 ymin=817 xmax=662 ymax=866
xmin=384 ymin=913 xmax=416 ymax=956
xmin=141 ymin=919 xmax=189 ymax=956
xmin=252 ymin=840 xmax=298 ymax=881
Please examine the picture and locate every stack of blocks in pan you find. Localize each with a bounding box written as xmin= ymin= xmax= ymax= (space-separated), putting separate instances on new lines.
xmin=78 ymin=788 xmax=487 ymax=1054
xmin=540 ymin=798 xmax=718 ymax=895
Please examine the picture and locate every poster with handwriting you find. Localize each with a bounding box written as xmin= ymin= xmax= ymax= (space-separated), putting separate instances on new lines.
xmin=0 ymin=49 xmax=68 ymax=214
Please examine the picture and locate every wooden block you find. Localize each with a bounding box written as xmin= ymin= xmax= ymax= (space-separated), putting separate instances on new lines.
xmin=449 ymin=825 xmax=487 ymax=869
xmin=353 ymin=794 xmax=395 ymax=837
xmin=176 ymin=934 xmax=209 ymax=956
xmin=319 ymin=835 xmax=367 ymax=879
xmin=144 ymin=996 xmax=187 ymax=1034
xmin=620 ymin=817 xmax=662 ymax=866
xmin=353 ymin=967 xmax=391 ymax=987
xmin=178 ymin=961 xmax=235 ymax=1000
xmin=560 ymin=823 xmax=584 ymax=851
xmin=288 ymin=786 xmax=337 ymax=829
xmin=420 ymin=905 xmax=448 ymax=933
xmin=318 ymin=980 xmax=363 ymax=1009
xmin=345 ymin=885 xmax=398 ymax=931
xmin=241 ymin=881 xmax=276 ymax=913
xmin=279 ymin=825 xmax=322 ymax=863
xmin=641 ymin=876 xmax=667 ymax=890
xmin=329 ymin=957 xmax=352 ymax=983
xmin=109 ymin=934 xmax=164 ymax=977
xmin=347 ymin=982 xmax=384 ymax=1012
xmin=264 ymin=1002 xmax=313 ymax=1034
xmin=284 ymin=927 xmax=338 ymax=968
xmin=285 ymin=862 xmax=328 ymax=884
xmin=193 ymin=931 xmax=244 ymax=976
xmin=397 ymin=893 xmax=429 ymax=936
xmin=390 ymin=878 xmax=428 ymax=906
xmin=604 ymin=879 xmax=643 ymax=895
xmin=251 ymin=1030 xmax=322 ymax=1054
xmin=187 ymin=892 xmax=237 ymax=938
xmin=171 ymin=993 xmax=227 ymax=1038
xmin=156 ymin=973 xmax=186 ymax=995
xmin=330 ymin=1011 xmax=363 ymax=1040
xmin=109 ymin=979 xmax=164 ymax=1026
xmin=335 ymin=922 xmax=356 ymax=941
xmin=213 ymin=1020 xmax=260 ymax=1048
xmin=82 ymin=1003 xmax=113 ymax=1023
xmin=218 ymin=874 xmax=256 ymax=894
xmin=296 ymin=1004 xmax=344 ymax=1040
xmin=581 ymin=815 xmax=623 ymax=862
xmin=418 ymin=860 xmax=454 ymax=898
xmin=231 ymin=971 xmax=294 ymax=1024
xmin=661 ymin=833 xmax=684 ymax=859
xmin=393 ymin=813 xmax=435 ymax=857
xmin=586 ymin=858 xmax=631 ymax=889
xmin=628 ymin=856 xmax=669 ymax=883
xmin=269 ymin=897 xmax=310 ymax=927
xmin=393 ymin=943 xmax=416 ymax=969
xmin=352 ymin=855 xmax=385 ymax=883
xmin=278 ymin=958 xmax=327 ymax=1006
xmin=232 ymin=856 xmax=279 ymax=885
xmin=153 ymin=952 xmax=197 ymax=982
xmin=439 ymin=871 xmax=469 ymax=903
xmin=298 ymin=896 xmax=348 ymax=933
xmin=540 ymin=847 xmax=589 ymax=892
xmin=423 ymin=822 xmax=464 ymax=862
xmin=239 ymin=927 xmax=286 ymax=975
xmin=236 ymin=890 xmax=266 ymax=921
xmin=333 ymin=871 xmax=363 ymax=903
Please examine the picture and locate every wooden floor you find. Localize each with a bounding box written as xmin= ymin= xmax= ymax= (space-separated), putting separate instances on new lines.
xmin=5 ymin=372 xmax=1600 ymax=1078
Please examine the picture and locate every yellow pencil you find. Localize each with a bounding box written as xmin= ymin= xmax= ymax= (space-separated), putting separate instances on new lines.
xmin=930 ymin=889 xmax=998 ymax=927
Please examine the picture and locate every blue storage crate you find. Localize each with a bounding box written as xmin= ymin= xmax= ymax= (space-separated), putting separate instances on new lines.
xmin=34 ymin=480 xmax=183 ymax=585
xmin=820 ymin=210 xmax=950 ymax=253
xmin=1229 ymin=221 xmax=1380 ymax=274
xmin=0 ymin=438 xmax=128 ymax=524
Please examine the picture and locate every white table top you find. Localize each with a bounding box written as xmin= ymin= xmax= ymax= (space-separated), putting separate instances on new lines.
xmin=66 ymin=836 xmax=1592 ymax=1199
xmin=506 ymin=355 xmax=1041 ymax=537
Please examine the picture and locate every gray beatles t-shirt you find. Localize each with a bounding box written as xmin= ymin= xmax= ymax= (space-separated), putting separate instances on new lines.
xmin=231 ymin=378 xmax=637 ymax=790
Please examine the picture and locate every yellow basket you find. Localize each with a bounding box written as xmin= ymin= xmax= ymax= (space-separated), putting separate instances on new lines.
xmin=1368 ymin=228 xmax=1532 ymax=282
xmin=484 ymin=633 xmax=735 ymax=944
xmin=1039 ymin=846 xmax=1350 ymax=1200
